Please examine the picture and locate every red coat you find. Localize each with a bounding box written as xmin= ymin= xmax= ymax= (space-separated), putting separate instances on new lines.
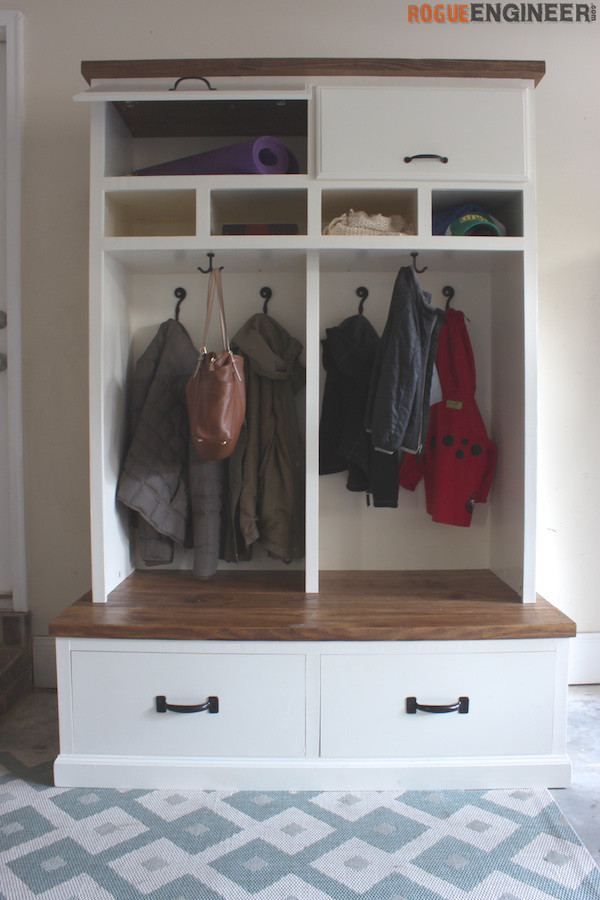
xmin=399 ymin=307 xmax=496 ymax=526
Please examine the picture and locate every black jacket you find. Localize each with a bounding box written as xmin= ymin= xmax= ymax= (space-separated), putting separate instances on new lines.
xmin=319 ymin=312 xmax=380 ymax=493
xmin=365 ymin=266 xmax=444 ymax=456
xmin=363 ymin=267 xmax=444 ymax=507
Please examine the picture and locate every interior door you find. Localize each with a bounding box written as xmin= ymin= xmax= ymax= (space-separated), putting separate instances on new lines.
xmin=0 ymin=39 xmax=11 ymax=602
xmin=0 ymin=13 xmax=25 ymax=612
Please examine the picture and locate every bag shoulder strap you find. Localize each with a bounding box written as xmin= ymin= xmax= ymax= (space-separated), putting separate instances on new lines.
xmin=201 ymin=268 xmax=229 ymax=354
xmin=197 ymin=270 xmax=242 ymax=382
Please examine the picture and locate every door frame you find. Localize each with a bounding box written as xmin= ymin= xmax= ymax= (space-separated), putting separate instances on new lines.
xmin=0 ymin=11 xmax=26 ymax=612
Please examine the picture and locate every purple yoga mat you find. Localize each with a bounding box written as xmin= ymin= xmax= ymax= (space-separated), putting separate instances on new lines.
xmin=134 ymin=136 xmax=299 ymax=176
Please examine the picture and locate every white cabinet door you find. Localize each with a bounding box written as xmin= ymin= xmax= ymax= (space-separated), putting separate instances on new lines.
xmin=0 ymin=42 xmax=10 ymax=598
xmin=70 ymin=649 xmax=306 ymax=758
xmin=320 ymin=647 xmax=556 ymax=758
xmin=318 ymin=87 xmax=528 ymax=181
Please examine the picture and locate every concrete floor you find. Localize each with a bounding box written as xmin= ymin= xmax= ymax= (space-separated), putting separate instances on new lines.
xmin=0 ymin=685 xmax=598 ymax=866
xmin=550 ymin=683 xmax=600 ymax=865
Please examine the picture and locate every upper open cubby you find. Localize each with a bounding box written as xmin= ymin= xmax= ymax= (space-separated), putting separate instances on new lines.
xmin=321 ymin=189 xmax=418 ymax=237
xmin=432 ymin=189 xmax=524 ymax=238
xmin=211 ymin=188 xmax=307 ymax=236
xmin=102 ymin=97 xmax=309 ymax=177
xmin=105 ymin=189 xmax=196 ymax=237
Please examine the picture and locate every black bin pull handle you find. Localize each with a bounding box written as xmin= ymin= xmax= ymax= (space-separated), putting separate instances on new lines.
xmin=406 ymin=696 xmax=469 ymax=714
xmin=404 ymin=153 xmax=449 ymax=164
xmin=170 ymin=76 xmax=216 ymax=92
xmin=156 ymin=695 xmax=219 ymax=714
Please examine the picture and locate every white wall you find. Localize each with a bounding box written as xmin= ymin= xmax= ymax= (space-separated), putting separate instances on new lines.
xmin=0 ymin=1 xmax=597 ymax=656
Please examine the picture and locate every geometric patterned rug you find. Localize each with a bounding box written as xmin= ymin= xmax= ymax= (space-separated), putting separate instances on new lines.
xmin=1 ymin=754 xmax=599 ymax=899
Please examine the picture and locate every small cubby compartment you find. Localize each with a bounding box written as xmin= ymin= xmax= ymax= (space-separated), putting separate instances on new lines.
xmin=211 ymin=188 xmax=308 ymax=236
xmin=104 ymin=190 xmax=196 ymax=237
xmin=103 ymin=98 xmax=308 ymax=177
xmin=321 ymin=189 xmax=418 ymax=236
xmin=432 ymin=190 xmax=524 ymax=238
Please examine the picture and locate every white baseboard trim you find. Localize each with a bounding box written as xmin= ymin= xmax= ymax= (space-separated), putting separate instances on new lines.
xmin=53 ymin=752 xmax=573 ymax=791
xmin=568 ymin=633 xmax=600 ymax=685
xmin=33 ymin=636 xmax=56 ymax=688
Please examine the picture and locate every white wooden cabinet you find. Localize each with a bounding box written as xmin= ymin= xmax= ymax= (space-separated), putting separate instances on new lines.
xmin=52 ymin=58 xmax=576 ymax=790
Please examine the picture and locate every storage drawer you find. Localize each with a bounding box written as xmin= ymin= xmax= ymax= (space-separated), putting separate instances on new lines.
xmin=318 ymin=87 xmax=528 ymax=181
xmin=320 ymin=647 xmax=556 ymax=758
xmin=70 ymin=649 xmax=306 ymax=757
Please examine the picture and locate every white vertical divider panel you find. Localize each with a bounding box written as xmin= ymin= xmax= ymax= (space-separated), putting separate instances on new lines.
xmin=306 ymin=90 xmax=320 ymax=593
xmin=89 ymin=104 xmax=134 ymax=603
xmin=489 ymin=257 xmax=526 ymax=597
xmin=305 ymin=251 xmax=320 ymax=592
xmin=417 ymin=185 xmax=432 ymax=239
xmin=100 ymin=256 xmax=134 ymax=596
xmin=521 ymin=86 xmax=538 ymax=604
xmin=88 ymin=103 xmax=109 ymax=603
xmin=197 ymin=185 xmax=210 ymax=241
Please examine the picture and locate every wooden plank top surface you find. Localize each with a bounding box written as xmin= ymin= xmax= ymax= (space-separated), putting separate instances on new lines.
xmin=81 ymin=58 xmax=546 ymax=87
xmin=50 ymin=570 xmax=575 ymax=642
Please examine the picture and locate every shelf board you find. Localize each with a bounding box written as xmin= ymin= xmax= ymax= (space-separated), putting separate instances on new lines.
xmin=50 ymin=569 xmax=575 ymax=642
xmin=101 ymin=240 xmax=526 ymax=274
xmin=81 ymin=58 xmax=546 ymax=87
xmin=103 ymin=174 xmax=311 ymax=190
xmin=103 ymin=242 xmax=311 ymax=274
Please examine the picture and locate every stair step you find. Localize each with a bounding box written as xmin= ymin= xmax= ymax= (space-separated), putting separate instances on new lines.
xmin=0 ymin=646 xmax=22 ymax=674
xmin=0 ymin=646 xmax=32 ymax=718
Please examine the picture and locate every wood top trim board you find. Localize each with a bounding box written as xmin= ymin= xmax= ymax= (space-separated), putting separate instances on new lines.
xmin=81 ymin=58 xmax=546 ymax=87
xmin=50 ymin=570 xmax=575 ymax=642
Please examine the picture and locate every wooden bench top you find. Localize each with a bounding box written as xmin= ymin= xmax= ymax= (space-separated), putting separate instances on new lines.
xmin=50 ymin=569 xmax=575 ymax=642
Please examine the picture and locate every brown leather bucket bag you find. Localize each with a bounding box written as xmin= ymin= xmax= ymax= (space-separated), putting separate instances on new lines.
xmin=186 ymin=268 xmax=246 ymax=460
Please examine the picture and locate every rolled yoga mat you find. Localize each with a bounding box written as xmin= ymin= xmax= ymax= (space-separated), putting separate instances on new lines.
xmin=134 ymin=136 xmax=299 ymax=176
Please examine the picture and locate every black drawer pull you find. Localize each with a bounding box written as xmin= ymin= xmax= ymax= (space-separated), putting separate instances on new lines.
xmin=155 ymin=695 xmax=219 ymax=714
xmin=403 ymin=153 xmax=449 ymax=164
xmin=406 ymin=696 xmax=469 ymax=714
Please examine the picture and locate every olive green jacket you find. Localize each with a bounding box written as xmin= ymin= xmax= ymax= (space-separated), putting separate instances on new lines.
xmin=229 ymin=312 xmax=305 ymax=562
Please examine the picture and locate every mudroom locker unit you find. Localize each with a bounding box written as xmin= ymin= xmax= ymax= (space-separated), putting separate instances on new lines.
xmin=51 ymin=58 xmax=576 ymax=790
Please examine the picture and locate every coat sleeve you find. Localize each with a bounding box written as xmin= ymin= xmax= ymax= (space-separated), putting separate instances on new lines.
xmin=367 ymin=311 xmax=421 ymax=453
xmin=189 ymin=451 xmax=223 ymax=579
xmin=398 ymin=451 xmax=425 ymax=491
xmin=118 ymin=325 xmax=176 ymax=565
xmin=475 ymin=438 xmax=497 ymax=504
xmin=319 ymin=338 xmax=347 ymax=475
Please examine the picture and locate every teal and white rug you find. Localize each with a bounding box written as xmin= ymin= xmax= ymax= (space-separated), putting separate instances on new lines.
xmin=0 ymin=756 xmax=599 ymax=899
